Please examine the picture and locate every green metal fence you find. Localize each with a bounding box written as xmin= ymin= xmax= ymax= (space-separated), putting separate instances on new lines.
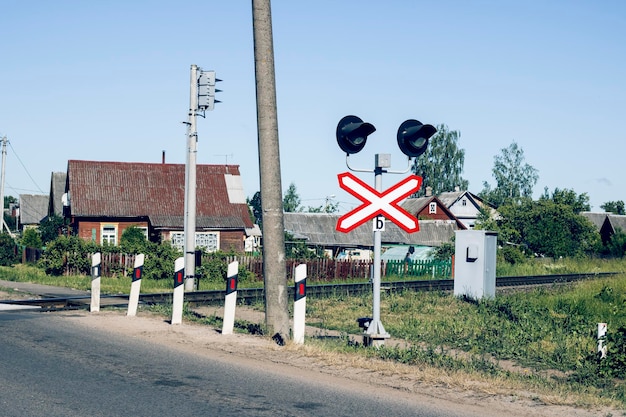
xmin=385 ymin=259 xmax=452 ymax=278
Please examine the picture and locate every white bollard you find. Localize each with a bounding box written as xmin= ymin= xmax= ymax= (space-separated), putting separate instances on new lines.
xmin=293 ymin=264 xmax=307 ymax=344
xmin=222 ymin=261 xmax=239 ymax=335
xmin=90 ymin=253 xmax=101 ymax=312
xmin=127 ymin=254 xmax=145 ymax=317
xmin=598 ymin=322 xmax=607 ymax=359
xmin=171 ymin=257 xmax=185 ymax=325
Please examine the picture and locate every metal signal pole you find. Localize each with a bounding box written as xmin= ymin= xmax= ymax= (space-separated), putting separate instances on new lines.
xmin=184 ymin=65 xmax=199 ymax=291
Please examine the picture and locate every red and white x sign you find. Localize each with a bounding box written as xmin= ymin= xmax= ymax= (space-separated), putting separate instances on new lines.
xmin=336 ymin=172 xmax=423 ymax=233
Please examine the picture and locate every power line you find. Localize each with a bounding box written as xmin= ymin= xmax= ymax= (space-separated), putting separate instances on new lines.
xmin=7 ymin=140 xmax=45 ymax=194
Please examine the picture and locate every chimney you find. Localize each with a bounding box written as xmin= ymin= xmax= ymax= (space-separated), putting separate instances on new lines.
xmin=425 ymin=186 xmax=432 ymax=197
xmin=162 ymin=150 xmax=165 ymax=164
xmin=455 ymin=185 xmax=460 ymax=192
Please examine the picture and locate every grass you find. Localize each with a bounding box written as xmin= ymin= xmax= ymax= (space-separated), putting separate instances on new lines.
xmin=303 ymin=271 xmax=626 ymax=409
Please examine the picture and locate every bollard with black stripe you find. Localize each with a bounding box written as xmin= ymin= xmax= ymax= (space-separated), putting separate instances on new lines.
xmin=222 ymin=261 xmax=239 ymax=335
xmin=90 ymin=252 xmax=101 ymax=312
xmin=171 ymin=257 xmax=185 ymax=325
xmin=293 ymin=264 xmax=307 ymax=344
xmin=127 ymin=254 xmax=145 ymax=317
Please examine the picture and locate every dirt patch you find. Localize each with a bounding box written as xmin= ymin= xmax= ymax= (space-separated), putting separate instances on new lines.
xmin=48 ymin=307 xmax=620 ymax=417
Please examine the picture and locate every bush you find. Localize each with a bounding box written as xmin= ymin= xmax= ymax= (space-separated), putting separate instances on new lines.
xmin=197 ymin=251 xmax=256 ymax=287
xmin=0 ymin=232 xmax=18 ymax=266
xmin=38 ymin=235 xmax=97 ymax=275
xmin=599 ymin=326 xmax=626 ymax=379
xmin=21 ymin=228 xmax=43 ymax=249
xmin=141 ymin=241 xmax=180 ymax=280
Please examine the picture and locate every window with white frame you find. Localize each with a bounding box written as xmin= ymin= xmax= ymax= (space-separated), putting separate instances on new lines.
xmin=101 ymin=225 xmax=117 ymax=245
xmin=170 ymin=231 xmax=219 ymax=252
xmin=429 ymin=202 xmax=437 ymax=214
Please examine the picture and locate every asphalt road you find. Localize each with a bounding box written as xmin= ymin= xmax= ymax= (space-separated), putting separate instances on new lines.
xmin=0 ymin=310 xmax=474 ymax=417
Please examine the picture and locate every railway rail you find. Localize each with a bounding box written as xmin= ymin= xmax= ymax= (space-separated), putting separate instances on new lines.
xmin=1 ymin=271 xmax=619 ymax=312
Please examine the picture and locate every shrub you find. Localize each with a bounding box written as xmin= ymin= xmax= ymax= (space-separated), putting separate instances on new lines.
xmin=0 ymin=232 xmax=18 ymax=266
xmin=38 ymin=235 xmax=95 ymax=275
xmin=21 ymin=228 xmax=43 ymax=249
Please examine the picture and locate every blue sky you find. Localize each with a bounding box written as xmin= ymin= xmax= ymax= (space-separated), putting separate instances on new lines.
xmin=1 ymin=0 xmax=624 ymax=212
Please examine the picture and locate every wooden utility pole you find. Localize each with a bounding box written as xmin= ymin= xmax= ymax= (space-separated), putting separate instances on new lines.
xmin=252 ymin=0 xmax=290 ymax=342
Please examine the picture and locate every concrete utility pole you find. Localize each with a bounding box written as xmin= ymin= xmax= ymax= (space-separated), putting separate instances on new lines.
xmin=252 ymin=0 xmax=290 ymax=342
xmin=184 ymin=65 xmax=199 ymax=291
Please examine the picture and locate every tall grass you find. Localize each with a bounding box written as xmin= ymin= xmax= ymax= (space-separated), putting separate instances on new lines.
xmin=305 ymin=271 xmax=626 ymax=407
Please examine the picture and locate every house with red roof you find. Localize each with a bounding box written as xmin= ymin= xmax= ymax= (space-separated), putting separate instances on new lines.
xmin=63 ymin=160 xmax=254 ymax=252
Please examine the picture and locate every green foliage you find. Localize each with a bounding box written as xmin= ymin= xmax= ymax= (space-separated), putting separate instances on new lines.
xmin=600 ymin=326 xmax=626 ymax=379
xmin=540 ymin=187 xmax=591 ymax=214
xmin=21 ymin=228 xmax=43 ymax=249
xmin=248 ymin=191 xmax=262 ymax=228
xmin=604 ymin=228 xmax=626 ymax=257
xmin=498 ymin=244 xmax=528 ymax=265
xmin=411 ymin=124 xmax=468 ymax=196
xmin=601 ymin=200 xmax=626 ymax=215
xmin=283 ymin=182 xmax=302 ymax=212
xmin=284 ymin=232 xmax=324 ymax=259
xmin=140 ymin=241 xmax=180 ymax=281
xmin=38 ymin=235 xmax=97 ymax=275
xmin=480 ymin=141 xmax=539 ymax=208
xmin=493 ymin=200 xmax=599 ymax=258
xmin=38 ymin=214 xmax=66 ymax=245
xmin=119 ymin=226 xmax=148 ymax=254
xmin=196 ymin=251 xmax=256 ymax=287
xmin=0 ymin=232 xmax=18 ymax=266
xmin=433 ymin=242 xmax=454 ymax=261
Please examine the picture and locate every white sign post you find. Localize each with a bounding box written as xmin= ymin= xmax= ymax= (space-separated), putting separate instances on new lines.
xmin=127 ymin=254 xmax=145 ymax=317
xmin=336 ymin=169 xmax=422 ymax=347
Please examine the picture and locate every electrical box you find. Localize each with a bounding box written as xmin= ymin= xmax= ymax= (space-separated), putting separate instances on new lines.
xmin=453 ymin=230 xmax=498 ymax=300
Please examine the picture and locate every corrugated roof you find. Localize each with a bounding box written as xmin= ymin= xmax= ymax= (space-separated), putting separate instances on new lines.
xmin=607 ymin=214 xmax=626 ymax=233
xmin=581 ymin=212 xmax=609 ymax=229
xmin=19 ymin=194 xmax=49 ymax=225
xmin=283 ymin=212 xmax=459 ymax=248
xmin=49 ymin=172 xmax=67 ymax=217
xmin=67 ymin=160 xmax=253 ymax=229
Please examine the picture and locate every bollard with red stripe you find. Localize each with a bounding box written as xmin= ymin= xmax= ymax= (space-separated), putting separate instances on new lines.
xmin=222 ymin=261 xmax=239 ymax=335
xmin=293 ymin=264 xmax=307 ymax=344
xmin=127 ymin=254 xmax=145 ymax=317
xmin=171 ymin=257 xmax=185 ymax=325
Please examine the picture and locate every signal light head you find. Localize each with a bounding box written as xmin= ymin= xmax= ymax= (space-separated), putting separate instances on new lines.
xmin=397 ymin=119 xmax=437 ymax=158
xmin=336 ymin=115 xmax=376 ymax=155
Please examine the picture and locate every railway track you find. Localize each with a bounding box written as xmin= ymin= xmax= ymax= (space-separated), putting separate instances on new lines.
xmin=2 ymin=271 xmax=618 ymax=311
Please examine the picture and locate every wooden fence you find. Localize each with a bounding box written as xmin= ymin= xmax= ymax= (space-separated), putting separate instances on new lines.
xmin=227 ymin=256 xmax=452 ymax=281
xmin=24 ymin=249 xmax=452 ymax=281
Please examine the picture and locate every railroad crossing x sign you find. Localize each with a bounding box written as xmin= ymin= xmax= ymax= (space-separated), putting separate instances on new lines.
xmin=336 ymin=172 xmax=423 ymax=233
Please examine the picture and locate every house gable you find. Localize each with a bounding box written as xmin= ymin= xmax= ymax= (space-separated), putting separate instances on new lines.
xmin=438 ymin=190 xmax=498 ymax=229
xmin=18 ymin=194 xmax=49 ymax=229
xmin=401 ymin=196 xmax=466 ymax=229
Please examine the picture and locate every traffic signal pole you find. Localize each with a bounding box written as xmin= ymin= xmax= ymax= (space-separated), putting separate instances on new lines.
xmin=336 ymin=116 xmax=437 ymax=347
xmin=184 ymin=64 xmax=199 ymax=291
